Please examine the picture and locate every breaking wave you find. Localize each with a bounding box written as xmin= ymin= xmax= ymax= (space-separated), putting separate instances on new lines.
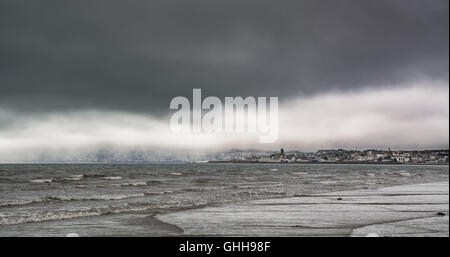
xmin=111 ymin=181 xmax=147 ymax=187
xmin=0 ymin=193 xmax=145 ymax=208
xmin=29 ymin=179 xmax=52 ymax=183
xmin=0 ymin=200 xmax=209 ymax=226
xmin=102 ymin=176 xmax=122 ymax=180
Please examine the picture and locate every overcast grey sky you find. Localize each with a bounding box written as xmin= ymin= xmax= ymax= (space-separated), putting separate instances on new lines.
xmin=0 ymin=1 xmax=448 ymax=160
xmin=1 ymin=0 xmax=448 ymax=113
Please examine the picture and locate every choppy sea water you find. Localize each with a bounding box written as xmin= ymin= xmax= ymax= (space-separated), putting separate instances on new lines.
xmin=0 ymin=163 xmax=448 ymax=236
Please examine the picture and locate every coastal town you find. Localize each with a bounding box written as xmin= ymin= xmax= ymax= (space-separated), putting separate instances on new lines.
xmin=209 ymin=148 xmax=449 ymax=165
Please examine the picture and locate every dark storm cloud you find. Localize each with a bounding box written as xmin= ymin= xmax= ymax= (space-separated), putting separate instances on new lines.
xmin=0 ymin=0 xmax=448 ymax=114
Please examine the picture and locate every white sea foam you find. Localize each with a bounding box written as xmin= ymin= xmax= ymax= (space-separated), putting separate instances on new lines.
xmin=102 ymin=176 xmax=122 ymax=180
xmin=111 ymin=181 xmax=147 ymax=187
xmin=0 ymin=193 xmax=145 ymax=207
xmin=29 ymin=178 xmax=52 ymax=183
xmin=314 ymin=180 xmax=338 ymax=185
xmin=61 ymin=177 xmax=82 ymax=181
xmin=292 ymin=172 xmax=308 ymax=175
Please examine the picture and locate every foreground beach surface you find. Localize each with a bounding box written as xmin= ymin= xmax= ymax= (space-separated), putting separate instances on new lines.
xmin=157 ymin=182 xmax=449 ymax=237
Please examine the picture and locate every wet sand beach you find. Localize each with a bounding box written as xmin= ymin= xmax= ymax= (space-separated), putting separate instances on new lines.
xmin=157 ymin=182 xmax=449 ymax=237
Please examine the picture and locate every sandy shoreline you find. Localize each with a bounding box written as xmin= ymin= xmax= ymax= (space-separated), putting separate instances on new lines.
xmin=157 ymin=182 xmax=449 ymax=237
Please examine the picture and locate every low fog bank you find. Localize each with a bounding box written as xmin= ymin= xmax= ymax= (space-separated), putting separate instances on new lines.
xmin=0 ymin=81 xmax=448 ymax=162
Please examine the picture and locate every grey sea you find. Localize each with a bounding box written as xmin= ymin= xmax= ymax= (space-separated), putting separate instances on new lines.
xmin=0 ymin=163 xmax=448 ymax=236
